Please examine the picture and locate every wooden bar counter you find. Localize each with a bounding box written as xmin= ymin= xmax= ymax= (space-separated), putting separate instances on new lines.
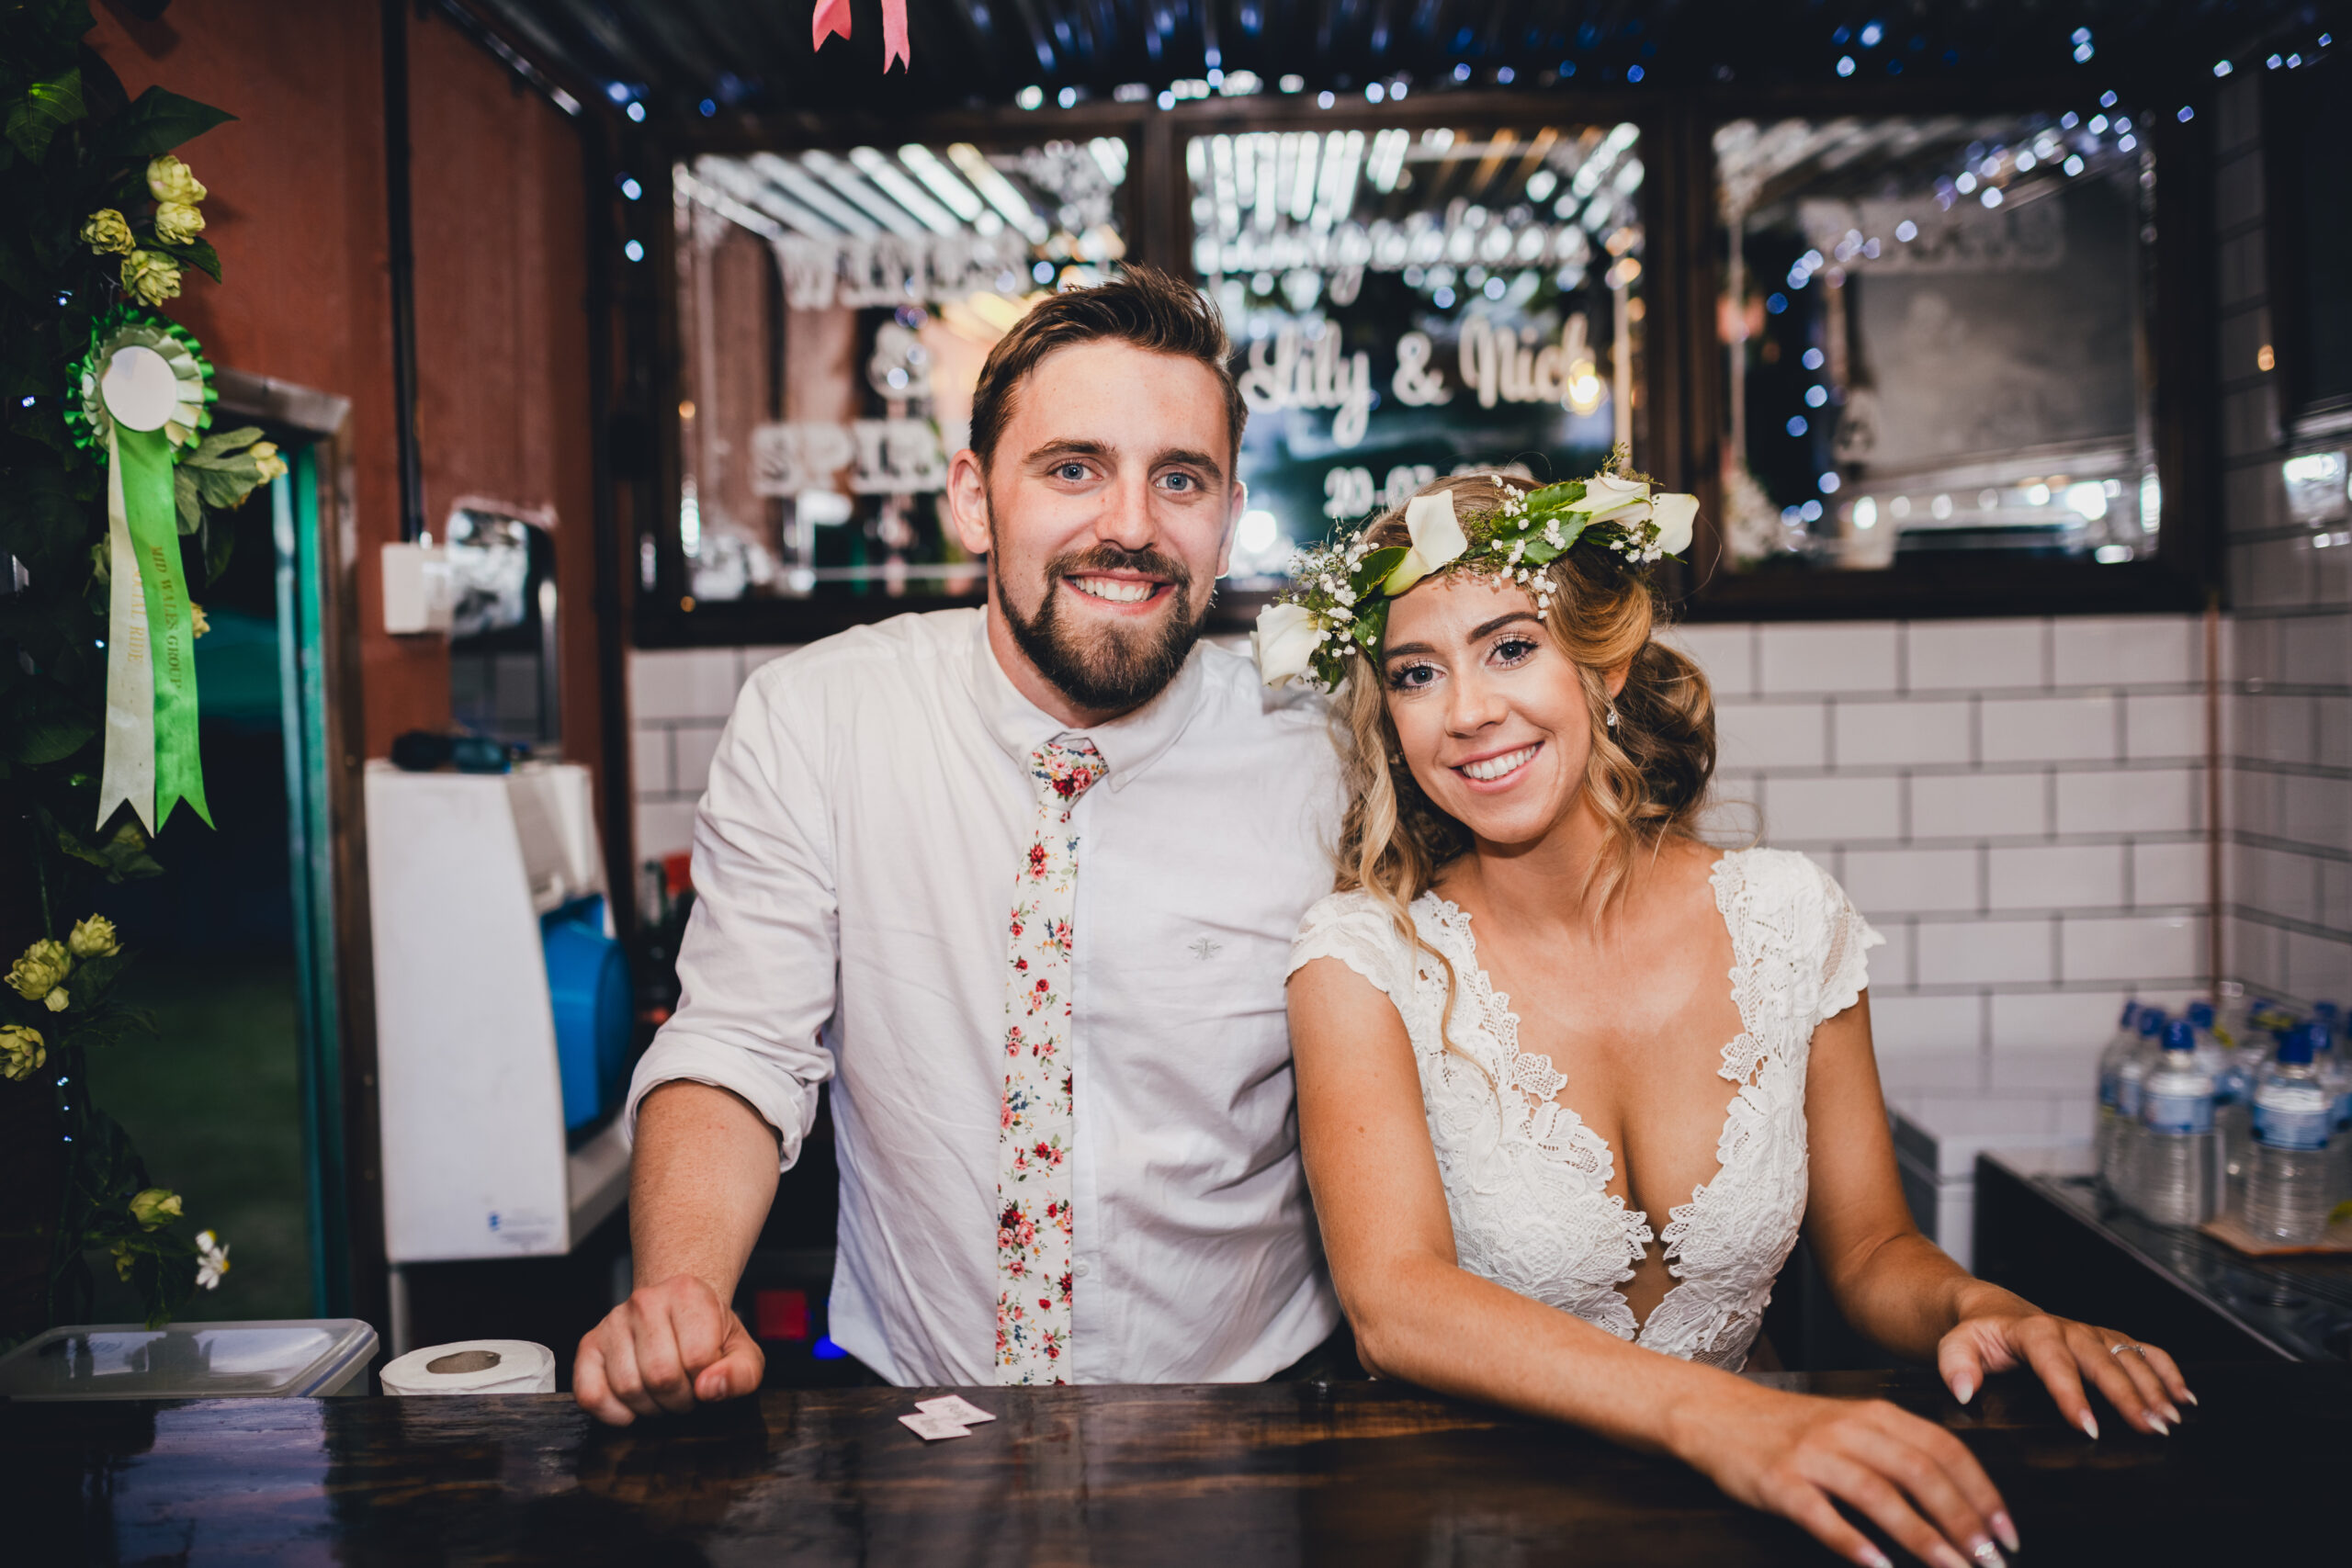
xmin=6 ymin=1366 xmax=2346 ymax=1563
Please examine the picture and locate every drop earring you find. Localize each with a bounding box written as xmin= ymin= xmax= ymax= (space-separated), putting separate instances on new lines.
xmin=1605 ymin=703 xmax=1620 ymax=729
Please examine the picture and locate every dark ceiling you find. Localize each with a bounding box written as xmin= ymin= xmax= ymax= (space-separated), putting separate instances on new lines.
xmin=458 ymin=0 xmax=2342 ymax=120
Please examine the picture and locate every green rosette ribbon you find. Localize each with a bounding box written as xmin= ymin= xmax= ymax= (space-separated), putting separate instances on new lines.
xmin=66 ymin=305 xmax=216 ymax=833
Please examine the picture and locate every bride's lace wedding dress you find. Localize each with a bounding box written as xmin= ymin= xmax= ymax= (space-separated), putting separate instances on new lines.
xmin=1288 ymin=847 xmax=1881 ymax=1371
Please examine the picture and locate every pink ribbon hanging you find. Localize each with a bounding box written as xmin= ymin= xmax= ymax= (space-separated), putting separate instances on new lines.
xmin=813 ymin=0 xmax=910 ymax=72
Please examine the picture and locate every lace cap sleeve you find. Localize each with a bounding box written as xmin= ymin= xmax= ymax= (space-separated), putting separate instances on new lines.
xmin=1287 ymin=889 xmax=1410 ymax=999
xmin=1813 ymin=861 xmax=1883 ymax=1026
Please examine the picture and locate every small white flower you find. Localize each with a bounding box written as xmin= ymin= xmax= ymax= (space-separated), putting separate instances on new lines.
xmin=1382 ymin=491 xmax=1471 ymax=594
xmin=1252 ymin=602 xmax=1325 ymax=688
xmin=195 ymin=1230 xmax=231 ymax=1291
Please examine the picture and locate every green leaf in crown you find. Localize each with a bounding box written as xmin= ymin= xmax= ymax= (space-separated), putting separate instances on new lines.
xmin=65 ymin=306 xmax=220 ymax=835
xmin=1250 ymin=447 xmax=1702 ymax=693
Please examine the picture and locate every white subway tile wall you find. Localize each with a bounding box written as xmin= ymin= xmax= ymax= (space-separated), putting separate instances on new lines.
xmin=2213 ymin=72 xmax=2352 ymax=1011
xmin=627 ymin=646 xmax=800 ymax=865
xmin=1661 ymin=612 xmax=2211 ymax=1082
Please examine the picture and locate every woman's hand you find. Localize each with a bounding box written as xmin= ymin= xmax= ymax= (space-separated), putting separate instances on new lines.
xmin=1674 ymin=1383 xmax=2018 ymax=1568
xmin=1935 ymin=1284 xmax=2193 ymax=1438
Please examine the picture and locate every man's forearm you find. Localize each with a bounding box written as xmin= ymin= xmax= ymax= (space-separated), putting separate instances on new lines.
xmin=628 ymin=1080 xmax=785 ymax=1303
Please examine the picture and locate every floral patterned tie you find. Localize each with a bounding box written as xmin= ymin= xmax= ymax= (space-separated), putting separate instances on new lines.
xmin=995 ymin=736 xmax=1109 ymax=1383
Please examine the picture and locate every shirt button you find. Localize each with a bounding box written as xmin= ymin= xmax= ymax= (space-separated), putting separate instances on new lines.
xmin=1073 ymin=1260 xmax=1091 ymax=1279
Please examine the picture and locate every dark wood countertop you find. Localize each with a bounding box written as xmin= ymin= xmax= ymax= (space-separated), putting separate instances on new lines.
xmin=6 ymin=1366 xmax=2347 ymax=1564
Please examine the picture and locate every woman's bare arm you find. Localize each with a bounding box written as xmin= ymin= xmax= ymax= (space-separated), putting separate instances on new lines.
xmin=1801 ymin=994 xmax=2193 ymax=1436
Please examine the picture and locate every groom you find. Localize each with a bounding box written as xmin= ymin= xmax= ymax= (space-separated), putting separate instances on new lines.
xmin=575 ymin=267 xmax=1345 ymax=1422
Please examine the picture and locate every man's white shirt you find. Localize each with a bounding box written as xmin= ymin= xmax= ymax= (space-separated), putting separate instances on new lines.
xmin=625 ymin=608 xmax=1345 ymax=1384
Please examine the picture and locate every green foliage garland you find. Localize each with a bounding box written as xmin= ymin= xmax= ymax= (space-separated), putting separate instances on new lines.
xmin=1 ymin=2 xmax=277 ymax=1337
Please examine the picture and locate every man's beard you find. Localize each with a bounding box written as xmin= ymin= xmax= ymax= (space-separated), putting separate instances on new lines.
xmin=997 ymin=537 xmax=1210 ymax=715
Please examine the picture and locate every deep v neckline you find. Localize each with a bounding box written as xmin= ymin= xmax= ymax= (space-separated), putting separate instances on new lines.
xmin=1421 ymin=852 xmax=1760 ymax=1339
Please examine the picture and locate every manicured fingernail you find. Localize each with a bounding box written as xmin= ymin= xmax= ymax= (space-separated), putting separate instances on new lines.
xmin=1953 ymin=1375 xmax=1976 ymax=1404
xmin=2079 ymin=1411 xmax=2099 ymax=1440
xmin=1970 ymin=1537 xmax=2007 ymax=1568
xmin=1857 ymin=1548 xmax=1893 ymax=1568
xmin=2180 ymin=1390 xmax=2199 ymax=1406
xmin=2147 ymin=1415 xmax=2170 ymax=1436
xmin=2163 ymin=1403 xmax=2183 ymax=1425
xmin=1992 ymin=1512 xmax=2021 ymax=1553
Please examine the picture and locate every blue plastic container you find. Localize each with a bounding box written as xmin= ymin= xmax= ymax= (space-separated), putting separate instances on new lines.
xmin=541 ymin=896 xmax=633 ymax=1131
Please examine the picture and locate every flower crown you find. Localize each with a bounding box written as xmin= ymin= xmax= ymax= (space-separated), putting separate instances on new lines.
xmin=1252 ymin=452 xmax=1699 ymax=692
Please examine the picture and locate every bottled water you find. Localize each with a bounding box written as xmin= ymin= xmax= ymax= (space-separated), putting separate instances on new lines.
xmin=2216 ymin=1022 xmax=2274 ymax=1208
xmin=2103 ymin=1008 xmax=2166 ymax=1204
xmin=2185 ymin=1001 xmax=2230 ymax=1077
xmin=2212 ymin=981 xmax=2247 ymax=1048
xmin=2310 ymin=1008 xmax=2351 ymax=1204
xmin=2136 ymin=1018 xmax=2219 ymax=1225
xmin=2243 ymin=1025 xmax=2337 ymax=1244
xmin=2094 ymin=1000 xmax=2142 ymax=1187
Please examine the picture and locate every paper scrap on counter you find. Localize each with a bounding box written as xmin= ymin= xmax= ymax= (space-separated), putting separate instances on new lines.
xmin=899 ymin=1410 xmax=973 ymax=1441
xmin=915 ymin=1395 xmax=997 ymax=1426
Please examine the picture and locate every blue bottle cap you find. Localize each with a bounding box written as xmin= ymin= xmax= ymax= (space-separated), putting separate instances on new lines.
xmin=2277 ymin=1026 xmax=2315 ymax=1066
xmin=2138 ymin=1009 xmax=2166 ymax=1038
xmin=2187 ymin=1000 xmax=2214 ymax=1030
xmin=2163 ymin=1019 xmax=2196 ymax=1053
xmin=2119 ymin=1000 xmax=2140 ymax=1028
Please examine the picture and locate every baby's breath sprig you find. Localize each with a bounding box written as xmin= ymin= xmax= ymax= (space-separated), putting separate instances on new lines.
xmin=1252 ymin=448 xmax=1699 ymax=691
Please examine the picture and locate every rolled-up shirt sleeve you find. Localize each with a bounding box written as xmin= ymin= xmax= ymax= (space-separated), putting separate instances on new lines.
xmin=623 ymin=660 xmax=838 ymax=1171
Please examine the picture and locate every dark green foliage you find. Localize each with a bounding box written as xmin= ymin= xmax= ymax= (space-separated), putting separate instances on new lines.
xmin=1 ymin=4 xmax=254 ymax=1340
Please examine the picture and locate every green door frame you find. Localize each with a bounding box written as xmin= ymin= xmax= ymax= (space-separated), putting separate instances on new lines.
xmin=215 ymin=370 xmax=384 ymax=1328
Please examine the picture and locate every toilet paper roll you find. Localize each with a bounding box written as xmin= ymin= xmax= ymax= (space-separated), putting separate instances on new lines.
xmin=380 ymin=1339 xmax=557 ymax=1395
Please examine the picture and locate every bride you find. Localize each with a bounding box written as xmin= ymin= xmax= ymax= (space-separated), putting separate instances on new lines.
xmin=1262 ymin=470 xmax=2189 ymax=1568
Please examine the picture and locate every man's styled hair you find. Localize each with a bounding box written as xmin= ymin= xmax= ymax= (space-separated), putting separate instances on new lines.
xmin=967 ymin=265 xmax=1247 ymax=476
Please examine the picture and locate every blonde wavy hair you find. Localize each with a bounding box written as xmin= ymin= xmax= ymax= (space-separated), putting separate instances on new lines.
xmin=1328 ymin=472 xmax=1719 ymax=1037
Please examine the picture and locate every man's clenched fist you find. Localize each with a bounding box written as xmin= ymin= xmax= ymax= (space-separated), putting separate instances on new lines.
xmin=574 ymin=1273 xmax=765 ymax=1425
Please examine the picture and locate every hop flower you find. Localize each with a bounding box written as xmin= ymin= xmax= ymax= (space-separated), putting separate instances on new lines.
xmin=130 ymin=1189 xmax=183 ymax=1230
xmin=153 ymin=200 xmax=206 ymax=244
xmin=146 ymin=155 xmax=209 ymax=206
xmin=121 ymin=250 xmax=183 ymax=306
xmin=68 ymin=915 xmax=119 ymax=959
xmin=6 ymin=939 xmax=71 ymax=1003
xmin=79 ymin=209 xmax=135 ymax=255
xmin=195 ymin=1230 xmax=231 ymax=1291
xmin=0 ymin=1025 xmax=44 ymax=1082
xmin=44 ymin=987 xmax=68 ymax=1012
xmin=190 ymin=604 xmax=210 ymax=638
xmin=250 ymin=440 xmax=288 ymax=483
xmin=110 ymin=1241 xmax=137 ymax=1282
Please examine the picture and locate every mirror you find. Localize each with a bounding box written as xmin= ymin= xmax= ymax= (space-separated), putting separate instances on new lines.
xmin=1714 ymin=108 xmax=2161 ymax=571
xmin=1184 ymin=119 xmax=1646 ymax=586
xmin=446 ymin=503 xmax=559 ymax=751
xmin=670 ymin=138 xmax=1131 ymax=607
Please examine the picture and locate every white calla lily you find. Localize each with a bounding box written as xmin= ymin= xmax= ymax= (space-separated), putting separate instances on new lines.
xmin=1570 ymin=471 xmax=1652 ymax=521
xmin=1650 ymin=492 xmax=1698 ymax=555
xmin=1382 ymin=491 xmax=1471 ymax=595
xmin=1252 ymin=602 xmax=1324 ymax=688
